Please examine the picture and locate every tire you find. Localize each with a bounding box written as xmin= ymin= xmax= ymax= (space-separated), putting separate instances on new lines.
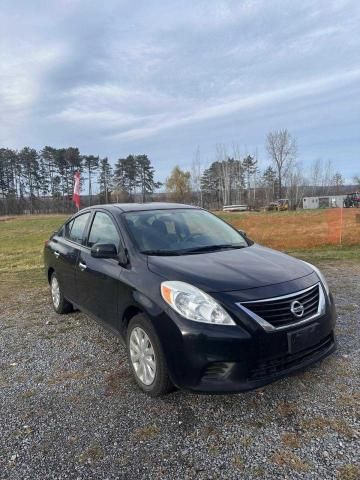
xmin=126 ymin=314 xmax=173 ymax=396
xmin=50 ymin=272 xmax=73 ymax=314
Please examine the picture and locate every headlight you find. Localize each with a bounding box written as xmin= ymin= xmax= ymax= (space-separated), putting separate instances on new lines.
xmin=303 ymin=261 xmax=330 ymax=295
xmin=161 ymin=281 xmax=235 ymax=325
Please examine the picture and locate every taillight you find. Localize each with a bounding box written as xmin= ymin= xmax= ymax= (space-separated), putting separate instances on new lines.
xmin=44 ymin=240 xmax=49 ymax=247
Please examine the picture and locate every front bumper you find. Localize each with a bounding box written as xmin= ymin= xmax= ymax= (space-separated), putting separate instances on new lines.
xmin=151 ymin=280 xmax=337 ymax=393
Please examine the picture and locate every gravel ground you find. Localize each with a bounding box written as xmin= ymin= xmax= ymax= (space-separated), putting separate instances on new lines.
xmin=0 ymin=262 xmax=359 ymax=480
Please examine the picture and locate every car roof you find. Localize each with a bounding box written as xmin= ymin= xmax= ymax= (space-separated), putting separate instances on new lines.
xmin=84 ymin=202 xmax=199 ymax=213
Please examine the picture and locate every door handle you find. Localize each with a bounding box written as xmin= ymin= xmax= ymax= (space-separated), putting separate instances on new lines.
xmin=54 ymin=251 xmax=60 ymax=259
xmin=78 ymin=261 xmax=87 ymax=271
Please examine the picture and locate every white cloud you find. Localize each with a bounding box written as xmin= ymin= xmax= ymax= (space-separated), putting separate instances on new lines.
xmin=1 ymin=49 xmax=49 ymax=109
xmin=109 ymin=68 xmax=360 ymax=140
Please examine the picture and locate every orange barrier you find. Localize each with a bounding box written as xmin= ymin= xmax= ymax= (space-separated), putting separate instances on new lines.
xmin=219 ymin=208 xmax=360 ymax=250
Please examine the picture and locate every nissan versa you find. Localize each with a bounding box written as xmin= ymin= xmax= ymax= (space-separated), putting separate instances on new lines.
xmin=44 ymin=203 xmax=336 ymax=396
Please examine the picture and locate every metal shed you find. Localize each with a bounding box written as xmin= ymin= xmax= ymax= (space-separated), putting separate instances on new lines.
xmin=303 ymin=195 xmax=347 ymax=209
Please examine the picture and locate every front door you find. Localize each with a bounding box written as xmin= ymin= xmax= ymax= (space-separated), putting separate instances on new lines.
xmin=75 ymin=210 xmax=123 ymax=328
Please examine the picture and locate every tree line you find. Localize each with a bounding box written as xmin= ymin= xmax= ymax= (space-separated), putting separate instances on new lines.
xmin=0 ymin=129 xmax=358 ymax=215
xmin=0 ymin=146 xmax=161 ymax=214
xmin=167 ymin=129 xmax=354 ymax=209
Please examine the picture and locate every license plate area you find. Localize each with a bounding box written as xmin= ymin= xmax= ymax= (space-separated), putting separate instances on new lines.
xmin=287 ymin=322 xmax=321 ymax=354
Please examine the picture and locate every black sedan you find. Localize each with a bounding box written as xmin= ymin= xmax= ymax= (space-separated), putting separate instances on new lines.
xmin=44 ymin=203 xmax=336 ymax=396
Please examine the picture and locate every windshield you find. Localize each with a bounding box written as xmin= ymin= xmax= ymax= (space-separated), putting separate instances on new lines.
xmin=123 ymin=208 xmax=248 ymax=255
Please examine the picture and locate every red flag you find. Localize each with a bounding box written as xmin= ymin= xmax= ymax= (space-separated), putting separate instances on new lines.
xmin=73 ymin=170 xmax=80 ymax=210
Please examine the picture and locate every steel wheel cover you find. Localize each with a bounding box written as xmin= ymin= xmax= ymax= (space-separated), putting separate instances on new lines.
xmin=129 ymin=327 xmax=156 ymax=385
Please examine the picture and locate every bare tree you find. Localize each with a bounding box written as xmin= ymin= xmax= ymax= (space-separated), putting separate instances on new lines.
xmin=322 ymin=160 xmax=334 ymax=194
xmin=215 ymin=144 xmax=231 ymax=205
xmin=191 ymin=146 xmax=203 ymax=206
xmin=266 ymin=129 xmax=297 ymax=199
xmin=231 ymin=144 xmax=245 ymax=204
xmin=285 ymin=162 xmax=308 ymax=209
xmin=309 ymin=158 xmax=323 ymax=195
xmin=331 ymin=171 xmax=344 ymax=194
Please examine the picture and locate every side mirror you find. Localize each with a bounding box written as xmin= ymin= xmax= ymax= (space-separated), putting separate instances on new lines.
xmin=91 ymin=243 xmax=118 ymax=259
xmin=118 ymin=246 xmax=129 ymax=267
xmin=237 ymin=228 xmax=254 ymax=245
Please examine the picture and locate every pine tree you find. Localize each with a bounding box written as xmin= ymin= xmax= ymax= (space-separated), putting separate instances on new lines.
xmin=242 ymin=155 xmax=258 ymax=205
xmin=82 ymin=154 xmax=99 ymax=205
xmin=19 ymin=147 xmax=41 ymax=213
xmin=136 ymin=154 xmax=161 ymax=202
xmin=261 ymin=166 xmax=278 ymax=203
xmin=65 ymin=147 xmax=82 ymax=196
xmin=40 ymin=146 xmax=57 ymax=196
xmin=98 ymin=157 xmax=113 ymax=203
xmin=0 ymin=149 xmax=17 ymax=199
xmin=114 ymin=157 xmax=135 ymax=200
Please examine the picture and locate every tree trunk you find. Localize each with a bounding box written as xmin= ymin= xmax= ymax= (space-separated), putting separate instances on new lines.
xmin=278 ymin=167 xmax=282 ymax=199
xmin=88 ymin=166 xmax=92 ymax=206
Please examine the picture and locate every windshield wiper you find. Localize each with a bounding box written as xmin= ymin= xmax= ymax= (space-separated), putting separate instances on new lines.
xmin=140 ymin=249 xmax=181 ymax=256
xmin=179 ymin=244 xmax=247 ymax=254
xmin=141 ymin=244 xmax=247 ymax=256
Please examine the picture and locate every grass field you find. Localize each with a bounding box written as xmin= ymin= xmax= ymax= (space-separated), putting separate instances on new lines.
xmin=0 ymin=209 xmax=359 ymax=284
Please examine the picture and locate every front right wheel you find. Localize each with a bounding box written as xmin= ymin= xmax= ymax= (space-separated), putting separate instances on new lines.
xmin=126 ymin=314 xmax=173 ymax=396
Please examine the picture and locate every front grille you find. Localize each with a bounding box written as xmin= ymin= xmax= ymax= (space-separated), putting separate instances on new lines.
xmin=249 ymin=333 xmax=334 ymax=380
xmin=241 ymin=283 xmax=320 ymax=328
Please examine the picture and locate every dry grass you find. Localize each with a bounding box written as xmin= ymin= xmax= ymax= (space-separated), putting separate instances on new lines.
xmin=337 ymin=464 xmax=360 ymax=480
xmin=232 ymin=455 xmax=245 ymax=470
xmin=47 ymin=369 xmax=91 ymax=385
xmin=218 ymin=208 xmax=360 ymax=250
xmin=134 ymin=424 xmax=159 ymax=441
xmin=104 ymin=367 xmax=130 ymax=396
xmin=20 ymin=389 xmax=36 ymax=399
xmin=337 ymin=391 xmax=360 ymax=408
xmin=300 ymin=416 xmax=356 ymax=439
xmin=78 ymin=445 xmax=105 ymax=465
xmin=281 ymin=432 xmax=301 ymax=449
xmin=276 ymin=401 xmax=298 ymax=418
xmin=272 ymin=450 xmax=310 ymax=472
xmin=240 ymin=435 xmax=253 ymax=448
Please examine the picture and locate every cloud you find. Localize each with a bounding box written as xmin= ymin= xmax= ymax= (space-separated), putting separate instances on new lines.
xmin=0 ymin=0 xmax=359 ymax=179
xmin=109 ymin=68 xmax=360 ymax=140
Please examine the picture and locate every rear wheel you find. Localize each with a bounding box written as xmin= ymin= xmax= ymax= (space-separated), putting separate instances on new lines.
xmin=126 ymin=314 xmax=173 ymax=396
xmin=50 ymin=272 xmax=73 ymax=314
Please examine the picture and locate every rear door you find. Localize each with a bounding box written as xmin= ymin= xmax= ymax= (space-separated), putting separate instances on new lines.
xmin=75 ymin=210 xmax=123 ymax=327
xmin=50 ymin=211 xmax=92 ymax=303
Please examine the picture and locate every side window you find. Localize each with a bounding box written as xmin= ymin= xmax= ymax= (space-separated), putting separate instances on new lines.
xmin=88 ymin=212 xmax=120 ymax=252
xmin=68 ymin=213 xmax=91 ymax=244
xmin=64 ymin=219 xmax=74 ymax=239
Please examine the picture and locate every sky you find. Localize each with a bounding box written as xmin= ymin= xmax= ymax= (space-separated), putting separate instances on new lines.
xmin=1 ymin=0 xmax=359 ymax=183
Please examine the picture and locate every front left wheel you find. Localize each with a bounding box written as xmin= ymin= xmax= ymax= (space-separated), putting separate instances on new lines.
xmin=126 ymin=314 xmax=173 ymax=396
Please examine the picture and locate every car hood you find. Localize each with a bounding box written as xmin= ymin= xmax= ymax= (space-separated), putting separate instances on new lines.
xmin=147 ymin=244 xmax=314 ymax=292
